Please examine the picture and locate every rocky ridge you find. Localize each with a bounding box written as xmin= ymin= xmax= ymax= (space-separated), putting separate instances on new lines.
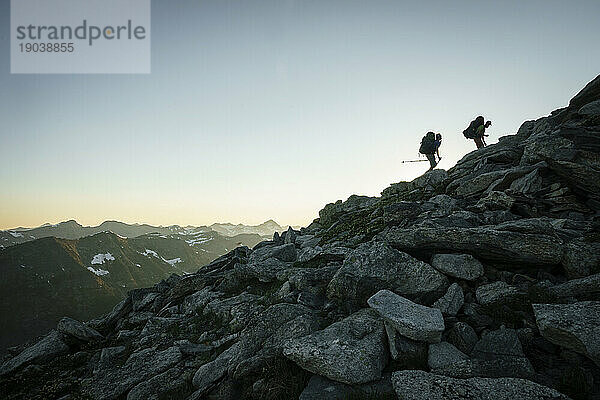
xmin=1 ymin=75 xmax=600 ymax=399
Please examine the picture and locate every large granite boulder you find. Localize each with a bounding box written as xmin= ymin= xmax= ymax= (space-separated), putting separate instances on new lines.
xmin=283 ymin=309 xmax=387 ymax=385
xmin=203 ymin=292 xmax=264 ymax=330
xmin=296 ymin=246 xmax=349 ymax=263
xmin=131 ymin=292 xmax=161 ymax=312
xmin=475 ymin=281 xmax=523 ymax=306
xmin=234 ymin=257 xmax=292 ymax=283
xmin=57 ymin=317 xmax=104 ymax=342
xmin=533 ymin=302 xmax=600 ymax=366
xmin=82 ymin=346 xmax=182 ymax=400
xmin=432 ymin=357 xmax=535 ymax=380
xmin=327 ymin=241 xmax=448 ymax=306
xmin=127 ymin=367 xmax=189 ymax=400
xmin=562 ymin=240 xmax=600 ymax=278
xmin=427 ymin=342 xmax=468 ymax=370
xmin=299 ymin=374 xmax=394 ymax=400
xmin=249 ymin=243 xmax=297 ymax=263
xmin=436 ymin=327 xmax=534 ymax=379
xmin=384 ymin=322 xmax=427 ymax=368
xmin=0 ymin=330 xmax=69 ymax=376
xmin=509 ymin=169 xmax=543 ymax=195
xmin=383 ymin=226 xmax=563 ymax=266
xmin=450 ymin=170 xmax=508 ymax=198
xmin=447 ymin=322 xmax=478 ymax=355
xmin=193 ymin=304 xmax=318 ymax=393
xmin=433 ymin=283 xmax=464 ymax=316
xmin=95 ymin=346 xmax=127 ymax=373
xmin=181 ymin=288 xmax=223 ymax=315
xmin=367 ymin=290 xmax=444 ymax=343
xmin=476 ymin=191 xmax=515 ymax=211
xmin=93 ymin=296 xmax=133 ymax=333
xmin=430 ymin=254 xmax=484 ymax=281
xmin=391 ymin=370 xmax=569 ymax=400
xmin=471 ymin=327 xmax=526 ymax=361
xmin=578 ymin=99 xmax=600 ymax=116
xmin=318 ymin=195 xmax=379 ymax=226
xmin=550 ymin=273 xmax=600 ymax=300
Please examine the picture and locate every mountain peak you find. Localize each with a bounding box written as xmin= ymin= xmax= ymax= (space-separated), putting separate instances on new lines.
xmin=260 ymin=219 xmax=281 ymax=227
xmin=60 ymin=219 xmax=82 ymax=227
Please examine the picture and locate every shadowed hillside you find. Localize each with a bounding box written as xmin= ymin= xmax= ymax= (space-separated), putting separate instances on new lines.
xmin=0 ymin=230 xmax=263 ymax=349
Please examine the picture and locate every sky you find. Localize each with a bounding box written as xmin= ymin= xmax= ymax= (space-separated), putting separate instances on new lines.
xmin=1 ymin=0 xmax=599 ymax=230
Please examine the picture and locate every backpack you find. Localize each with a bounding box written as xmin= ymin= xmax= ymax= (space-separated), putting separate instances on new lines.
xmin=463 ymin=116 xmax=485 ymax=139
xmin=419 ymin=132 xmax=436 ymax=154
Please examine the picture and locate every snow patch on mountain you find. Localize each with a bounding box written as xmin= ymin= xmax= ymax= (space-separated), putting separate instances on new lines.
xmin=87 ymin=266 xmax=109 ymax=276
xmin=164 ymin=257 xmax=182 ymax=266
xmin=141 ymin=249 xmax=183 ymax=266
xmin=142 ymin=249 xmax=159 ymax=258
xmin=91 ymin=253 xmax=115 ymax=265
xmin=185 ymin=235 xmax=212 ymax=246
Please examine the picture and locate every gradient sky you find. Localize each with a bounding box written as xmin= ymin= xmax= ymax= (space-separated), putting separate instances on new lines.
xmin=1 ymin=0 xmax=599 ymax=230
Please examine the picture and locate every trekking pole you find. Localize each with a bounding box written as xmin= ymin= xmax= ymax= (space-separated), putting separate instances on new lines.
xmin=401 ymin=159 xmax=429 ymax=163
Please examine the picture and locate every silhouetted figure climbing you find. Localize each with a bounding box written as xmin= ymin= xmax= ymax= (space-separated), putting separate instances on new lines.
xmin=463 ymin=116 xmax=492 ymax=149
xmin=419 ymin=132 xmax=442 ymax=170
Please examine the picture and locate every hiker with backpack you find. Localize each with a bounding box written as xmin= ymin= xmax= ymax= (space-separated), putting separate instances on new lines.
xmin=463 ymin=116 xmax=492 ymax=149
xmin=419 ymin=132 xmax=442 ymax=170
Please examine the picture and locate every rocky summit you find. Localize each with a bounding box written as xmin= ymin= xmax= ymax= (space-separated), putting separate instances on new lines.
xmin=2 ymin=75 xmax=600 ymax=400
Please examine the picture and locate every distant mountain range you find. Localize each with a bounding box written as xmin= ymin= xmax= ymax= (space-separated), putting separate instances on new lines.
xmin=209 ymin=219 xmax=289 ymax=237
xmin=0 ymin=226 xmax=265 ymax=349
xmin=0 ymin=219 xmax=290 ymax=248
